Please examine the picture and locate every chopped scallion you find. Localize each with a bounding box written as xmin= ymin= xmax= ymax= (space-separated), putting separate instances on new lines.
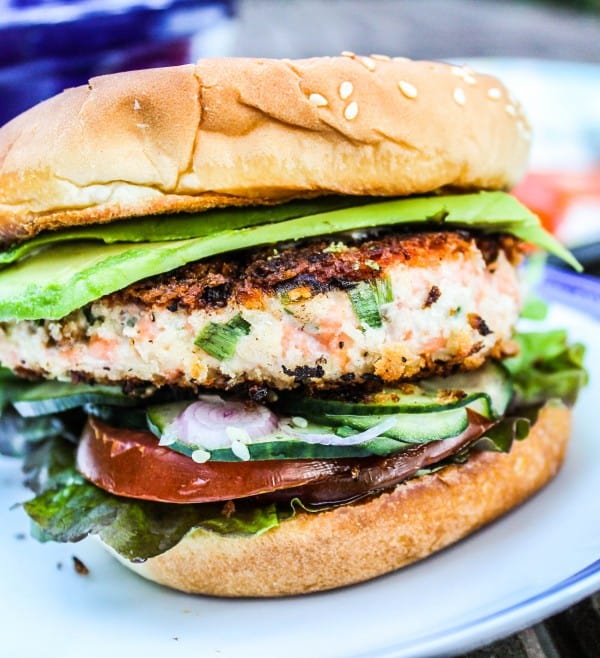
xmin=348 ymin=276 xmax=393 ymax=329
xmin=195 ymin=313 xmax=251 ymax=360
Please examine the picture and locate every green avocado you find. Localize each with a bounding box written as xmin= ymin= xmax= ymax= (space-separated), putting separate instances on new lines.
xmin=0 ymin=192 xmax=580 ymax=321
xmin=0 ymin=197 xmax=358 ymax=266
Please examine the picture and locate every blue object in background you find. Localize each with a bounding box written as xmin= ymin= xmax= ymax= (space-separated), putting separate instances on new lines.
xmin=0 ymin=0 xmax=237 ymax=126
xmin=539 ymin=265 xmax=600 ymax=320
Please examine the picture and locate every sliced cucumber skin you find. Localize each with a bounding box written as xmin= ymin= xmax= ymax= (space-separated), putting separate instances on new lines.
xmin=146 ymin=402 xmax=191 ymax=437
xmin=85 ymin=404 xmax=148 ymax=430
xmin=146 ymin=403 xmax=411 ymax=460
xmin=167 ymin=436 xmax=410 ymax=461
xmin=144 ymin=361 xmax=511 ymax=461
xmin=13 ymin=381 xmax=134 ymax=417
xmin=307 ymin=396 xmax=491 ymax=444
xmin=421 ymin=361 xmax=512 ymax=419
xmin=280 ymin=361 xmax=512 ymax=419
xmin=282 ymin=390 xmax=489 ymax=417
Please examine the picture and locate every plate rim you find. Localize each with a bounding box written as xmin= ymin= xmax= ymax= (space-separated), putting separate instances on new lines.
xmin=351 ymin=559 xmax=600 ymax=658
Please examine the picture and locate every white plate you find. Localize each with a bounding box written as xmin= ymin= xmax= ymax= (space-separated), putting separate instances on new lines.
xmin=1 ymin=301 xmax=598 ymax=658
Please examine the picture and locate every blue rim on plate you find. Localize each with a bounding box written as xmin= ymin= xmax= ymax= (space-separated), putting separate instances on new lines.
xmin=357 ymin=559 xmax=600 ymax=657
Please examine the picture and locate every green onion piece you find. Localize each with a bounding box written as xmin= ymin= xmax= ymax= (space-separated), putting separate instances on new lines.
xmin=348 ymin=277 xmax=393 ymax=329
xmin=194 ymin=313 xmax=251 ymax=360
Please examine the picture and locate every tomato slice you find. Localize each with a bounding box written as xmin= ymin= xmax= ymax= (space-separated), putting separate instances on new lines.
xmin=77 ymin=413 xmax=492 ymax=505
xmin=77 ymin=418 xmax=361 ymax=503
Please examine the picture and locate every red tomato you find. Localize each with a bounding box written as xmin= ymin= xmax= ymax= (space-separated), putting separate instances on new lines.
xmin=77 ymin=417 xmax=359 ymax=503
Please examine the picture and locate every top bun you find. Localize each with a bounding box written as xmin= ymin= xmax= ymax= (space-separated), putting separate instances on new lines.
xmin=0 ymin=55 xmax=531 ymax=243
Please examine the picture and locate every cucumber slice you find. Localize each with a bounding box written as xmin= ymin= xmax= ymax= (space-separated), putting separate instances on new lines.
xmin=311 ymin=395 xmax=491 ymax=444
xmin=280 ymin=361 xmax=511 ymax=417
xmin=166 ymin=435 xmax=410 ymax=461
xmin=13 ymin=381 xmax=134 ymax=417
xmin=147 ymin=402 xmax=190 ymax=437
xmin=283 ymin=389 xmax=488 ymax=417
xmin=420 ymin=361 xmax=512 ymax=418
xmin=144 ymin=361 xmax=511 ymax=461
xmin=146 ymin=403 xmax=412 ymax=461
xmin=85 ymin=404 xmax=148 ymax=430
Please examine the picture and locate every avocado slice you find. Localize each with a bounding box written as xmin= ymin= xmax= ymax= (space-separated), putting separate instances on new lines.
xmin=0 ymin=197 xmax=358 ymax=266
xmin=0 ymin=192 xmax=580 ymax=321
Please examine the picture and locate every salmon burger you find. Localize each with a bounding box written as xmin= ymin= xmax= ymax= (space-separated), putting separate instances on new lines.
xmin=0 ymin=55 xmax=586 ymax=596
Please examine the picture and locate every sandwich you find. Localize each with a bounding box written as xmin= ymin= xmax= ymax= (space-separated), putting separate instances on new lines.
xmin=0 ymin=55 xmax=587 ymax=596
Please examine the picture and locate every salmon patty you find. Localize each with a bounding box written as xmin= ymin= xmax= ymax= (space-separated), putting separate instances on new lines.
xmin=0 ymin=231 xmax=522 ymax=391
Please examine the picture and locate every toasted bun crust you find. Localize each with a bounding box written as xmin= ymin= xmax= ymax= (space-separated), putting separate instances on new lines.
xmin=113 ymin=404 xmax=569 ymax=597
xmin=0 ymin=56 xmax=530 ymax=243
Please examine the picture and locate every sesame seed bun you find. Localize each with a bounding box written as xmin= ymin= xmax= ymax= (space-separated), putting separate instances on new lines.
xmin=112 ymin=404 xmax=570 ymax=597
xmin=0 ymin=55 xmax=530 ymax=243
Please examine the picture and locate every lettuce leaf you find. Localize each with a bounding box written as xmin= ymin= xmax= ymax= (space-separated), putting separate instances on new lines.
xmin=504 ymin=330 xmax=588 ymax=408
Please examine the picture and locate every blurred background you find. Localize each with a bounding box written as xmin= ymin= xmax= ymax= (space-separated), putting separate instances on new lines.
xmin=2 ymin=0 xmax=599 ymax=122
xmin=1 ymin=0 xmax=599 ymax=250
xmin=234 ymin=0 xmax=600 ymax=61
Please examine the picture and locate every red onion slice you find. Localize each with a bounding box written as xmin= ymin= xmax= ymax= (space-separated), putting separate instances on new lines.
xmin=167 ymin=396 xmax=279 ymax=450
xmin=280 ymin=417 xmax=397 ymax=445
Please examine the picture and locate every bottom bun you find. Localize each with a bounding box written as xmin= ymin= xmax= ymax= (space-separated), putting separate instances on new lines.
xmin=111 ymin=403 xmax=571 ymax=597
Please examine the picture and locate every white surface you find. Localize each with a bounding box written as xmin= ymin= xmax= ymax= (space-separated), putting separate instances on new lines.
xmin=0 ymin=302 xmax=598 ymax=658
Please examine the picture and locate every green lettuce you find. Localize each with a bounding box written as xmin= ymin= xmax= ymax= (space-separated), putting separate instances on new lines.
xmin=504 ymin=330 xmax=588 ymax=408
xmin=22 ymin=437 xmax=285 ymax=561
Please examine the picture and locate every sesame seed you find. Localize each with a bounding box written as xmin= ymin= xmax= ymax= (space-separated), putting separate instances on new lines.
xmin=487 ymin=87 xmax=502 ymax=100
xmin=344 ymin=101 xmax=359 ymax=120
xmin=309 ymin=93 xmax=328 ymax=107
xmin=361 ymin=56 xmax=376 ymax=71
xmin=133 ymin=99 xmax=141 ymax=110
xmin=292 ymin=416 xmax=308 ymax=428
xmin=341 ymin=50 xmax=355 ymax=58
xmin=231 ymin=440 xmax=251 ymax=461
xmin=464 ymin=74 xmax=477 ymax=85
xmin=451 ymin=66 xmax=465 ymax=77
xmin=339 ymin=81 xmax=353 ymax=100
xmin=453 ymin=87 xmax=466 ymax=106
xmin=371 ymin=53 xmax=391 ymax=61
xmin=191 ymin=449 xmax=211 ymax=463
xmin=393 ymin=56 xmax=410 ymax=62
xmin=505 ymin=104 xmax=517 ymax=116
xmin=398 ymin=80 xmax=418 ymax=99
